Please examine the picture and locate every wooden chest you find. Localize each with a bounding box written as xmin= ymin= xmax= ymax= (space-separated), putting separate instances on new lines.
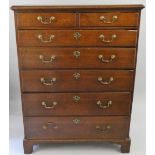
xmin=11 ymin=5 xmax=144 ymax=154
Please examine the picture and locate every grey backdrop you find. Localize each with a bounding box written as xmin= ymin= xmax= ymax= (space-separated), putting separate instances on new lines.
xmin=9 ymin=1 xmax=146 ymax=155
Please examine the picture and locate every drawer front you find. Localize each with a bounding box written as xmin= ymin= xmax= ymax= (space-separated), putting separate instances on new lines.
xmin=19 ymin=47 xmax=136 ymax=69
xmin=16 ymin=13 xmax=76 ymax=27
xmin=23 ymin=92 xmax=131 ymax=116
xmin=21 ymin=70 xmax=134 ymax=92
xmin=17 ymin=30 xmax=137 ymax=47
xmin=80 ymin=12 xmax=139 ymax=27
xmin=24 ymin=116 xmax=129 ymax=139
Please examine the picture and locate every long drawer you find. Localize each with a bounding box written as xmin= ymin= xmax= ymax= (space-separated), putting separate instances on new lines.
xmin=19 ymin=47 xmax=136 ymax=69
xmin=21 ymin=70 xmax=134 ymax=92
xmin=24 ymin=116 xmax=129 ymax=139
xmin=22 ymin=92 xmax=131 ymax=116
xmin=17 ymin=30 xmax=137 ymax=47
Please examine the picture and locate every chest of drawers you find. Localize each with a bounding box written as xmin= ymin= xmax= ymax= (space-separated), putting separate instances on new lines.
xmin=11 ymin=5 xmax=144 ymax=154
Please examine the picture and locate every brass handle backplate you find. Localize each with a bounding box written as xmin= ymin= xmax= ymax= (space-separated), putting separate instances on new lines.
xmin=99 ymin=34 xmax=117 ymax=43
xmin=99 ymin=15 xmax=118 ymax=24
xmin=73 ymin=96 xmax=80 ymax=103
xmin=39 ymin=55 xmax=56 ymax=63
xmin=97 ymin=100 xmax=112 ymax=109
xmin=73 ymin=118 xmax=80 ymax=124
xmin=42 ymin=122 xmax=58 ymax=130
xmin=37 ymin=16 xmax=56 ymax=24
xmin=98 ymin=76 xmax=114 ymax=85
xmin=96 ymin=125 xmax=111 ymax=132
xmin=40 ymin=77 xmax=56 ymax=86
xmin=41 ymin=101 xmax=58 ymax=109
xmin=38 ymin=34 xmax=55 ymax=43
xmin=98 ymin=54 xmax=116 ymax=63
xmin=73 ymin=32 xmax=81 ymax=40
xmin=73 ymin=73 xmax=80 ymax=80
xmin=73 ymin=51 xmax=80 ymax=58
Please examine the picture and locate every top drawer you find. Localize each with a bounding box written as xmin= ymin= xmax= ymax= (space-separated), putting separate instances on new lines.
xmin=16 ymin=13 xmax=76 ymax=28
xmin=80 ymin=12 xmax=139 ymax=27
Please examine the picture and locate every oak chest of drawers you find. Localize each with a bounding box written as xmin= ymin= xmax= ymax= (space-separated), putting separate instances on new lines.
xmin=11 ymin=5 xmax=144 ymax=154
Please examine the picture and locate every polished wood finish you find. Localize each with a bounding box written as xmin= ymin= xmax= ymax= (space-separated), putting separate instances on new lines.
xmin=121 ymin=138 xmax=131 ymax=153
xmin=24 ymin=116 xmax=129 ymax=139
xmin=23 ymin=140 xmax=33 ymax=154
xmin=11 ymin=5 xmax=144 ymax=154
xmin=11 ymin=5 xmax=144 ymax=11
xmin=21 ymin=70 xmax=134 ymax=92
xmin=80 ymin=13 xmax=139 ymax=27
xmin=17 ymin=30 xmax=137 ymax=47
xmin=22 ymin=92 xmax=131 ymax=116
xmin=19 ymin=47 xmax=136 ymax=69
xmin=23 ymin=138 xmax=131 ymax=154
xmin=16 ymin=13 xmax=76 ymax=28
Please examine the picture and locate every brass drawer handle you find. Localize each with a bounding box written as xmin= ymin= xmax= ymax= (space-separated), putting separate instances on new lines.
xmin=38 ymin=34 xmax=55 ymax=43
xmin=97 ymin=100 xmax=112 ymax=109
xmin=40 ymin=77 xmax=56 ymax=86
xmin=98 ymin=54 xmax=116 ymax=63
xmin=73 ymin=51 xmax=80 ymax=58
xmin=98 ymin=76 xmax=114 ymax=85
xmin=99 ymin=15 xmax=118 ymax=24
xmin=41 ymin=101 xmax=58 ymax=109
xmin=73 ymin=118 xmax=80 ymax=124
xmin=73 ymin=32 xmax=81 ymax=40
xmin=42 ymin=122 xmax=58 ymax=130
xmin=96 ymin=125 xmax=111 ymax=132
xmin=99 ymin=34 xmax=117 ymax=43
xmin=37 ymin=16 xmax=56 ymax=24
xmin=73 ymin=96 xmax=80 ymax=103
xmin=39 ymin=55 xmax=56 ymax=63
xmin=73 ymin=73 xmax=80 ymax=80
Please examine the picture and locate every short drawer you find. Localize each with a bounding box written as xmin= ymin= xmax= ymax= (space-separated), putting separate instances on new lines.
xmin=17 ymin=30 xmax=137 ymax=47
xmin=22 ymin=92 xmax=131 ymax=116
xmin=24 ymin=116 xmax=129 ymax=139
xmin=19 ymin=47 xmax=136 ymax=69
xmin=80 ymin=12 xmax=139 ymax=27
xmin=21 ymin=70 xmax=134 ymax=92
xmin=16 ymin=13 xmax=76 ymax=28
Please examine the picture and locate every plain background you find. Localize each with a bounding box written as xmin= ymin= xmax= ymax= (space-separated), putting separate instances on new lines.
xmin=9 ymin=0 xmax=146 ymax=155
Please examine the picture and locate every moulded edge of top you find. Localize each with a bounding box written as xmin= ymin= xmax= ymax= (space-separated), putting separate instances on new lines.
xmin=11 ymin=5 xmax=145 ymax=12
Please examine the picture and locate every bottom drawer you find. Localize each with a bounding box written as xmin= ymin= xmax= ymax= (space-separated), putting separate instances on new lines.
xmin=24 ymin=116 xmax=129 ymax=139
